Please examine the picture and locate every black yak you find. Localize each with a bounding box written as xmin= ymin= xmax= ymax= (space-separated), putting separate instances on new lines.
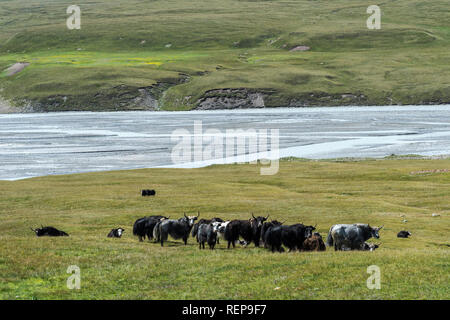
xmin=31 ymin=226 xmax=69 ymax=237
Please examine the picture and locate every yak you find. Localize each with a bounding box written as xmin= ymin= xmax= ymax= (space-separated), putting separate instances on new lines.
xmin=326 ymin=223 xmax=383 ymax=251
xmin=141 ymin=189 xmax=156 ymax=196
xmin=362 ymin=242 xmax=380 ymax=251
xmin=280 ymin=223 xmax=316 ymax=251
xmin=191 ymin=217 xmax=224 ymax=242
xmin=157 ymin=213 xmax=199 ymax=246
xmin=31 ymin=226 xmax=69 ymax=237
xmin=260 ymin=220 xmax=284 ymax=247
xmin=224 ymin=214 xmax=269 ymax=249
xmin=197 ymin=223 xmax=219 ymax=250
xmin=107 ymin=228 xmax=125 ymax=238
xmin=133 ymin=215 xmax=168 ymax=242
xmin=263 ymin=222 xmax=315 ymax=252
xmin=397 ymin=230 xmax=411 ymax=238
xmin=303 ymin=232 xmax=326 ymax=251
xmin=250 ymin=214 xmax=269 ymax=247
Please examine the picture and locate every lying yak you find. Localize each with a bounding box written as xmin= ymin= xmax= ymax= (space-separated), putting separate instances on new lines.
xmin=303 ymin=232 xmax=326 ymax=251
xmin=107 ymin=228 xmax=125 ymax=238
xmin=362 ymin=242 xmax=380 ymax=251
xmin=31 ymin=226 xmax=69 ymax=237
xmin=397 ymin=230 xmax=411 ymax=238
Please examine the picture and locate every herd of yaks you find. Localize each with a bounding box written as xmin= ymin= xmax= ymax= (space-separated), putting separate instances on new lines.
xmin=30 ymin=212 xmax=413 ymax=252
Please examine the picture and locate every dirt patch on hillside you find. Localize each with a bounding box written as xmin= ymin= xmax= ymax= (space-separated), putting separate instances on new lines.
xmin=289 ymin=45 xmax=310 ymax=52
xmin=4 ymin=62 xmax=30 ymax=76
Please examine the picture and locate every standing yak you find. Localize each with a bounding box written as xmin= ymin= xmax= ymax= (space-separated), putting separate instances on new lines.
xmin=326 ymin=223 xmax=383 ymax=251
xmin=224 ymin=214 xmax=269 ymax=249
xmin=191 ymin=216 xmax=224 ymax=242
xmin=133 ymin=215 xmax=168 ymax=242
xmin=157 ymin=213 xmax=199 ymax=246
xmin=197 ymin=223 xmax=219 ymax=250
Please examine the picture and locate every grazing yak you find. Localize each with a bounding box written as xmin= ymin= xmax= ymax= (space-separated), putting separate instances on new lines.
xmin=303 ymin=232 xmax=326 ymax=251
xmin=397 ymin=230 xmax=411 ymax=238
xmin=197 ymin=223 xmax=219 ymax=250
xmin=326 ymin=223 xmax=383 ymax=251
xmin=141 ymin=189 xmax=156 ymax=196
xmin=31 ymin=226 xmax=69 ymax=237
xmin=133 ymin=215 xmax=168 ymax=242
xmin=157 ymin=213 xmax=199 ymax=246
xmin=224 ymin=214 xmax=269 ymax=249
xmin=191 ymin=217 xmax=224 ymax=242
xmin=107 ymin=228 xmax=125 ymax=238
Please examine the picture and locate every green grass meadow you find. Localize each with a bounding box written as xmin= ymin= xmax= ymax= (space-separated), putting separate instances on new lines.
xmin=0 ymin=158 xmax=449 ymax=299
xmin=0 ymin=0 xmax=449 ymax=110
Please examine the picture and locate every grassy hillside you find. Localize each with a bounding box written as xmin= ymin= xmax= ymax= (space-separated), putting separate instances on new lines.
xmin=0 ymin=0 xmax=449 ymax=111
xmin=0 ymin=158 xmax=449 ymax=299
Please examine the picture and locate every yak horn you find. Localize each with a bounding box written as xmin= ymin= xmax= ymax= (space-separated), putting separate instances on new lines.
xmin=265 ymin=214 xmax=270 ymax=220
xmin=251 ymin=213 xmax=255 ymax=219
xmin=197 ymin=211 xmax=200 ymax=217
xmin=378 ymin=225 xmax=384 ymax=230
xmin=184 ymin=212 xmax=187 ymax=218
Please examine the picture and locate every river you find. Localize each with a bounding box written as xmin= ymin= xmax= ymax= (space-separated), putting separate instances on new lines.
xmin=0 ymin=105 xmax=449 ymax=180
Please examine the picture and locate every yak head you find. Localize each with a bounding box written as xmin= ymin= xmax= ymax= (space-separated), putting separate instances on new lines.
xmin=216 ymin=221 xmax=230 ymax=234
xmin=116 ymin=228 xmax=125 ymax=237
xmin=370 ymin=225 xmax=383 ymax=239
xmin=304 ymin=224 xmax=317 ymax=239
xmin=364 ymin=242 xmax=380 ymax=251
xmin=30 ymin=225 xmax=44 ymax=236
xmin=211 ymin=221 xmax=221 ymax=233
xmin=251 ymin=213 xmax=270 ymax=228
xmin=183 ymin=212 xmax=199 ymax=227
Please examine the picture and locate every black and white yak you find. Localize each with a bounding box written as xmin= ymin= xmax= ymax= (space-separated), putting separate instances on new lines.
xmin=326 ymin=223 xmax=383 ymax=251
xmin=107 ymin=228 xmax=125 ymax=238
xmin=197 ymin=223 xmax=219 ymax=250
xmin=191 ymin=217 xmax=224 ymax=242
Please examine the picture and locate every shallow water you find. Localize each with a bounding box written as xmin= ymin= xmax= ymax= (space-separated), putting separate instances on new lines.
xmin=0 ymin=105 xmax=449 ymax=180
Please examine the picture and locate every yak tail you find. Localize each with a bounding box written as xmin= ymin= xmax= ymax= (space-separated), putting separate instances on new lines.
xmin=326 ymin=226 xmax=334 ymax=247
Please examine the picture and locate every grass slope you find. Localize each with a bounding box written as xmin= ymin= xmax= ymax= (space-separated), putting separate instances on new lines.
xmin=0 ymin=0 xmax=449 ymax=110
xmin=0 ymin=159 xmax=449 ymax=299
